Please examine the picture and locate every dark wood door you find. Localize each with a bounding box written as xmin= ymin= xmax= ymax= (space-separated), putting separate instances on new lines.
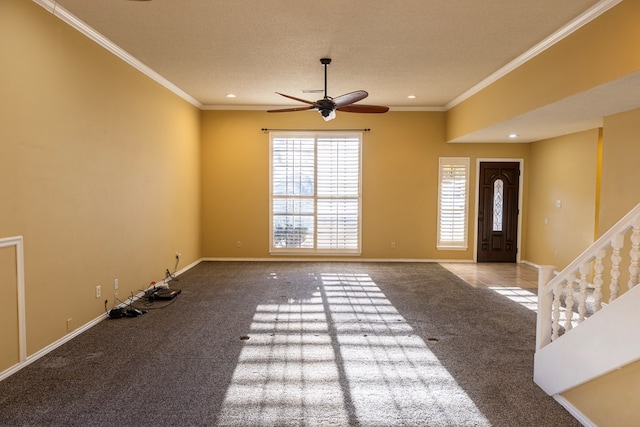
xmin=477 ymin=162 xmax=520 ymax=262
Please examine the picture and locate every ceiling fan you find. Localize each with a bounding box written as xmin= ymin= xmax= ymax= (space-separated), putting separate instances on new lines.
xmin=267 ymin=58 xmax=389 ymax=121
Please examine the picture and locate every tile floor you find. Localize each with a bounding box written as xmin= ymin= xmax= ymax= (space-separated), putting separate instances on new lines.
xmin=439 ymin=262 xmax=539 ymax=289
xmin=440 ymin=262 xmax=540 ymax=311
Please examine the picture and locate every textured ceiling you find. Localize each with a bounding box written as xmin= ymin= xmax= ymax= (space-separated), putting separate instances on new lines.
xmin=45 ymin=0 xmax=637 ymax=141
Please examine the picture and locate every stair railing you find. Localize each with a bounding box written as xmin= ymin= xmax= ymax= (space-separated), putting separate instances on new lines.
xmin=536 ymin=202 xmax=640 ymax=350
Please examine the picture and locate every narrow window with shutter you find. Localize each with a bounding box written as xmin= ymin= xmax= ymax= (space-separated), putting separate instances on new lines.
xmin=270 ymin=132 xmax=361 ymax=255
xmin=437 ymin=157 xmax=469 ymax=249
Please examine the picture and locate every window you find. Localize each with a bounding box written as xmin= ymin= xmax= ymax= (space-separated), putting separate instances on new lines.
xmin=437 ymin=157 xmax=469 ymax=249
xmin=492 ymin=179 xmax=504 ymax=232
xmin=270 ymin=132 xmax=361 ymax=255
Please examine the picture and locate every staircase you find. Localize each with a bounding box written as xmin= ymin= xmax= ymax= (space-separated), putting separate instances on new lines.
xmin=534 ymin=203 xmax=640 ymax=397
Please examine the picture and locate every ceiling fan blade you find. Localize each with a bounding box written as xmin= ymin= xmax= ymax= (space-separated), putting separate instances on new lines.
xmin=271 ymin=59 xmax=385 ymax=119
xmin=267 ymin=106 xmax=315 ymax=113
xmin=275 ymin=92 xmax=319 ymax=106
xmin=332 ymin=90 xmax=369 ymax=108
xmin=337 ymin=104 xmax=390 ymax=113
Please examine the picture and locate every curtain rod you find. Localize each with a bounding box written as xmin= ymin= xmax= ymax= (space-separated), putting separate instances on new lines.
xmin=261 ymin=128 xmax=370 ymax=132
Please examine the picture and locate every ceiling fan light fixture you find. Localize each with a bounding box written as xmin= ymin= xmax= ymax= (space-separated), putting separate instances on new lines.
xmin=320 ymin=109 xmax=336 ymax=121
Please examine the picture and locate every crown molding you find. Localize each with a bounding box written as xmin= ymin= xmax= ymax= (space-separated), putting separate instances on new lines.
xmin=32 ymin=0 xmax=621 ymax=113
xmin=200 ymin=104 xmax=446 ymax=112
xmin=32 ymin=0 xmax=203 ymax=109
xmin=445 ymin=0 xmax=623 ymax=110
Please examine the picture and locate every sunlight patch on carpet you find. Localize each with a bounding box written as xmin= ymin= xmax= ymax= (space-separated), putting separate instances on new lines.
xmin=216 ymin=272 xmax=490 ymax=426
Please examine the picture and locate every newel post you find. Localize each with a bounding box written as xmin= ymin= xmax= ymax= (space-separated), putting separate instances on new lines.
xmin=536 ymin=265 xmax=556 ymax=351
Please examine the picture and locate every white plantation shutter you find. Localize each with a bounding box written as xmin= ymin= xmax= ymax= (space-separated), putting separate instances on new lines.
xmin=272 ymin=137 xmax=315 ymax=197
xmin=316 ymin=136 xmax=360 ymax=250
xmin=438 ymin=158 xmax=469 ymax=249
xmin=270 ymin=133 xmax=361 ymax=254
xmin=271 ymin=137 xmax=316 ymax=249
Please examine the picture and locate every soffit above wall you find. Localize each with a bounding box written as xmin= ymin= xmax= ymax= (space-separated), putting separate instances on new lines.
xmin=450 ymin=71 xmax=640 ymax=143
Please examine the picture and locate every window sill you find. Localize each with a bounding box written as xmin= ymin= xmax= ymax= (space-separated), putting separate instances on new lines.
xmin=436 ymin=245 xmax=468 ymax=251
xmin=270 ymin=250 xmax=362 ymax=257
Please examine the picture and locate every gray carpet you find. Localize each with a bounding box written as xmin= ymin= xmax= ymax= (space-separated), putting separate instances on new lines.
xmin=0 ymin=262 xmax=580 ymax=426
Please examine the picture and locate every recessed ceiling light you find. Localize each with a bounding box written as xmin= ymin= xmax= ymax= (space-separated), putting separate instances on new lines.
xmin=407 ymin=95 xmax=416 ymax=99
xmin=226 ymin=94 xmax=237 ymax=98
xmin=508 ymin=133 xmax=519 ymax=138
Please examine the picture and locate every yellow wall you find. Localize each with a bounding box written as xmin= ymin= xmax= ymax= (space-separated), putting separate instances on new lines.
xmin=526 ymin=130 xmax=599 ymax=267
xmin=201 ymin=110 xmax=531 ymax=260
xmin=447 ymin=0 xmax=640 ymax=142
xmin=0 ymin=0 xmax=201 ymax=360
xmin=562 ymin=359 xmax=640 ymax=427
xmin=599 ymin=107 xmax=640 ymax=231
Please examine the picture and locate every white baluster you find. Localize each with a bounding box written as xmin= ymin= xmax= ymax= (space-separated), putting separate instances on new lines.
xmin=628 ymin=218 xmax=640 ymax=290
xmin=578 ymin=263 xmax=590 ymax=323
xmin=564 ymin=273 xmax=575 ymax=332
xmin=536 ymin=265 xmax=556 ymax=350
xmin=610 ymin=234 xmax=624 ymax=302
xmin=552 ymin=281 xmax=563 ymax=341
xmin=593 ymin=249 xmax=605 ymax=312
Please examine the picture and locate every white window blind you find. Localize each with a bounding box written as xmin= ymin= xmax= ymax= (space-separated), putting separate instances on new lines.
xmin=270 ymin=133 xmax=361 ymax=254
xmin=437 ymin=157 xmax=469 ymax=249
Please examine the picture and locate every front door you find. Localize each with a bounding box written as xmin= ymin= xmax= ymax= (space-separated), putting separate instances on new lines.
xmin=477 ymin=162 xmax=520 ymax=262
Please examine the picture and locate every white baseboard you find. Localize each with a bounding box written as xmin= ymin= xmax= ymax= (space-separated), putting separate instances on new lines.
xmin=519 ymin=259 xmax=541 ymax=269
xmin=201 ymin=257 xmax=476 ymax=263
xmin=0 ymin=311 xmax=106 ymax=382
xmin=554 ymin=394 xmax=595 ymax=427
xmin=0 ymin=259 xmax=203 ymax=382
xmin=1 ymin=256 xmax=515 ymax=382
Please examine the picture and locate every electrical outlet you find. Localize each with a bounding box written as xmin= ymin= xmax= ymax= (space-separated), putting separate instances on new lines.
xmin=236 ymin=241 xmax=242 ymax=248
xmin=391 ymin=241 xmax=396 ymax=249
xmin=96 ymin=285 xmax=101 ymax=298
xmin=114 ymin=278 xmax=119 ymax=290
